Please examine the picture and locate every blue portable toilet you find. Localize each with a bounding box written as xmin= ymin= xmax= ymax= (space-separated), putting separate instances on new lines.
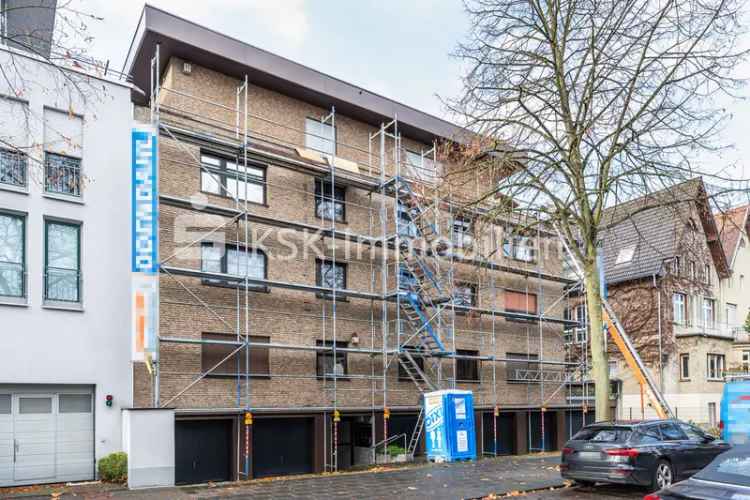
xmin=424 ymin=389 xmax=477 ymax=462
xmin=720 ymin=377 xmax=750 ymax=445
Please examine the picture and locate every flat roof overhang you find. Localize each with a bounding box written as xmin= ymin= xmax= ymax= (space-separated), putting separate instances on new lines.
xmin=124 ymin=5 xmax=470 ymax=145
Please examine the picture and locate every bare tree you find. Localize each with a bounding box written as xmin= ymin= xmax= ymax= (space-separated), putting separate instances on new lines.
xmin=0 ymin=0 xmax=116 ymax=187
xmin=448 ymin=0 xmax=749 ymax=420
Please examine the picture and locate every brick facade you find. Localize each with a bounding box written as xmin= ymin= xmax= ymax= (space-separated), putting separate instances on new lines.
xmin=132 ymin=56 xmax=579 ymax=477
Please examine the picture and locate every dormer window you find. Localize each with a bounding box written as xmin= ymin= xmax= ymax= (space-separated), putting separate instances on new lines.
xmin=615 ymin=245 xmax=636 ymax=265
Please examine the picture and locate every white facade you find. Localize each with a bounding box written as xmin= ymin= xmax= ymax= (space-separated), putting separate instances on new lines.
xmin=0 ymin=47 xmax=132 ymax=486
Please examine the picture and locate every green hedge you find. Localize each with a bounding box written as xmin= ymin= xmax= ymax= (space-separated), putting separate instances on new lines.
xmin=98 ymin=452 xmax=127 ymax=483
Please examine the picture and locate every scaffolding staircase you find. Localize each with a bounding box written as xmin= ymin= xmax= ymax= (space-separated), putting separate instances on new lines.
xmin=388 ymin=177 xmax=457 ymax=457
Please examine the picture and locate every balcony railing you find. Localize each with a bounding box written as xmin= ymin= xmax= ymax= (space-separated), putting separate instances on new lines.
xmin=0 ymin=148 xmax=27 ymax=188
xmin=0 ymin=261 xmax=25 ymax=297
xmin=44 ymin=268 xmax=81 ymax=302
xmin=674 ymin=320 xmax=742 ymax=340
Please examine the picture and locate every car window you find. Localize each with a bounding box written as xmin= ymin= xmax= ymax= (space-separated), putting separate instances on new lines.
xmin=659 ymin=423 xmax=688 ymax=441
xmin=694 ymin=450 xmax=750 ymax=487
xmin=634 ymin=426 xmax=662 ymax=444
xmin=679 ymin=423 xmax=706 ymax=441
xmin=572 ymin=426 xmax=632 ymax=443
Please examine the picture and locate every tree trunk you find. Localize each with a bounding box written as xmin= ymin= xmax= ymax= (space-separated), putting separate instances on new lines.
xmin=583 ymin=258 xmax=611 ymax=421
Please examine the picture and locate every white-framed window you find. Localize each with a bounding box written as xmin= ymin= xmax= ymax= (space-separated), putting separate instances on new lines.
xmin=404 ymin=149 xmax=439 ymax=183
xmin=707 ymin=353 xmax=725 ymax=381
xmin=726 ymin=303 xmax=738 ymax=327
xmin=673 ymin=293 xmax=687 ymax=325
xmin=305 ymin=118 xmax=336 ymax=158
xmin=743 ymin=350 xmax=750 ymax=372
xmin=503 ymin=236 xmax=536 ymax=262
xmin=704 ymin=264 xmax=711 ymax=285
xmin=452 ymin=217 xmax=474 ymax=248
xmin=702 ymin=298 xmax=716 ymax=328
xmin=679 ymin=353 xmax=690 ymax=380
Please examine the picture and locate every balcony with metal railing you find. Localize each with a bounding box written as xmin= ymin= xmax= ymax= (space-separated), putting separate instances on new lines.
xmin=674 ymin=319 xmax=742 ymax=340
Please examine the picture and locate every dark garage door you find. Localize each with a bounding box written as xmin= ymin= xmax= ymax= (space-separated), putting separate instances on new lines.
xmin=253 ymin=418 xmax=314 ymax=478
xmin=528 ymin=411 xmax=557 ymax=452
xmin=175 ymin=419 xmax=232 ymax=485
xmin=482 ymin=413 xmax=516 ymax=455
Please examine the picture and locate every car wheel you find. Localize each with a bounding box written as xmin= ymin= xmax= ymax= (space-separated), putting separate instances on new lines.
xmin=653 ymin=459 xmax=674 ymax=490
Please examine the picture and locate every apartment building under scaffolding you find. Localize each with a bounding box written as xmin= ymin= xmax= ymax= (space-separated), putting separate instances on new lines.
xmin=125 ymin=5 xmax=592 ymax=484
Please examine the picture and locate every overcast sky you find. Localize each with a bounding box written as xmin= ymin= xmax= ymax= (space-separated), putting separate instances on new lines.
xmin=78 ymin=1 xmax=749 ymax=183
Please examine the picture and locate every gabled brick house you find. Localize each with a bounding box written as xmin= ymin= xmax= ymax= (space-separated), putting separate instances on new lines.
xmin=595 ymin=179 xmax=731 ymax=425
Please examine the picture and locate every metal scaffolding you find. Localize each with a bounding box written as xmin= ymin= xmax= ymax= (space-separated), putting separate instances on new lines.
xmin=145 ymin=50 xmax=592 ymax=475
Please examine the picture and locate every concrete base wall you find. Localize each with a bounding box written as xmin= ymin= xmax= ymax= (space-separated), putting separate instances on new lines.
xmin=123 ymin=409 xmax=175 ymax=489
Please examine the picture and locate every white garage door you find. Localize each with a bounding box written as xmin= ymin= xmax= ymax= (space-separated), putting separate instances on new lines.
xmin=0 ymin=391 xmax=94 ymax=487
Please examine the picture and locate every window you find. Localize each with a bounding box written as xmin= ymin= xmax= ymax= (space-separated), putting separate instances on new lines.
xmin=679 ymin=422 xmax=707 ymax=441
xmin=398 ymin=346 xmax=425 ymax=380
xmin=0 ymin=147 xmax=27 ymax=187
xmin=317 ymin=340 xmax=347 ymax=378
xmin=0 ymin=212 xmax=24 ymax=297
xmin=200 ymin=153 xmax=266 ymax=204
xmin=59 ymin=394 xmax=92 ymax=413
xmin=705 ymin=264 xmax=711 ymax=285
xmin=615 ymin=245 xmax=636 ymax=265
xmin=575 ymin=303 xmax=588 ymax=325
xmin=658 ymin=422 xmax=688 ymax=441
xmin=702 ymin=298 xmax=716 ymax=328
xmin=201 ymin=332 xmax=270 ymax=377
xmin=690 ymin=261 xmax=697 ymax=281
xmin=45 ymin=220 xmax=81 ymax=302
xmin=635 ymin=426 xmax=662 ymax=444
xmin=726 ymin=303 xmax=738 ymax=327
xmin=453 ymin=283 xmax=477 ymax=307
xmin=396 ymin=201 xmax=417 ymax=238
xmin=200 ymin=242 xmax=267 ymax=290
xmin=316 ymin=259 xmax=346 ymax=298
xmin=506 ymin=352 xmax=540 ymax=382
xmin=707 ymin=353 xmax=725 ymax=381
xmin=504 ymin=290 xmax=538 ymax=315
xmin=742 ymin=350 xmax=750 ymax=372
xmin=456 ymin=349 xmax=480 ymax=382
xmin=315 ymin=179 xmax=345 ymax=222
xmin=709 ymin=402 xmax=717 ymax=427
xmin=680 ymin=353 xmax=690 ymax=380
xmin=673 ymin=293 xmax=687 ymax=325
xmin=19 ymin=397 xmax=52 ymax=414
xmin=45 ymin=152 xmax=81 ymax=197
xmin=451 ymin=217 xmax=473 ymax=248
xmin=0 ymin=394 xmax=9 ymax=414
xmin=673 ymin=256 xmax=682 ymax=276
xmin=404 ymin=150 xmax=439 ymax=183
xmin=305 ymin=118 xmax=336 ymax=157
xmin=503 ymin=236 xmax=536 ymax=262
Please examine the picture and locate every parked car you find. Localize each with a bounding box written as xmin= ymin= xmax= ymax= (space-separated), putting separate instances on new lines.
xmin=560 ymin=419 xmax=730 ymax=490
xmin=644 ymin=445 xmax=749 ymax=500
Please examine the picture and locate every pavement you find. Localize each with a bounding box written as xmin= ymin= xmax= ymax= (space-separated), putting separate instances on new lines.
xmin=1 ymin=453 xmax=569 ymax=500
xmin=523 ymin=483 xmax=651 ymax=499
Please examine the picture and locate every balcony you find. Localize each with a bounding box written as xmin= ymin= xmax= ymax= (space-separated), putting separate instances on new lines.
xmin=674 ymin=320 xmax=741 ymax=340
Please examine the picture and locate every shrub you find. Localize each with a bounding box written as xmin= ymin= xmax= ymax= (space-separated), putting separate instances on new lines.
xmin=98 ymin=452 xmax=127 ymax=483
xmin=386 ymin=444 xmax=407 ymax=456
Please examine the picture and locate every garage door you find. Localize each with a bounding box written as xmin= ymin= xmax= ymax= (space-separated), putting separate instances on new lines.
xmin=0 ymin=391 xmax=94 ymax=487
xmin=528 ymin=410 xmax=557 ymax=452
xmin=253 ymin=418 xmax=313 ymax=478
xmin=482 ymin=413 xmax=515 ymax=455
xmin=175 ymin=419 xmax=232 ymax=485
